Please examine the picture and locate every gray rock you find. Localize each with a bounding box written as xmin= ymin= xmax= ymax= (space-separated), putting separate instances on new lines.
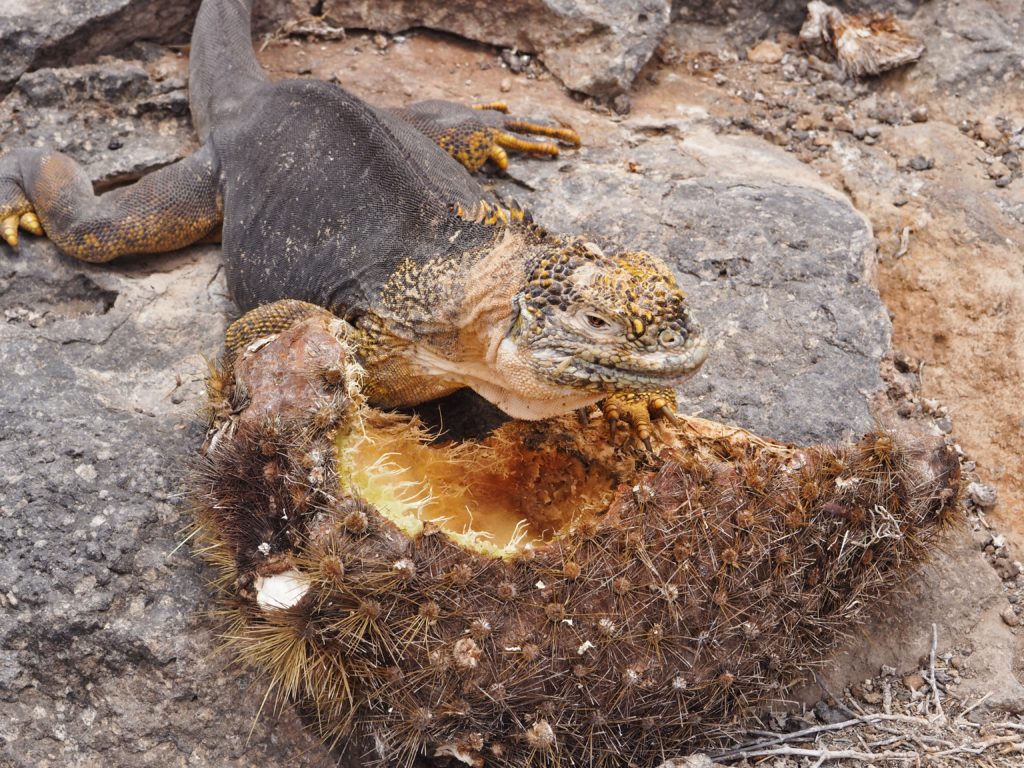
xmin=321 ymin=0 xmax=672 ymax=98
xmin=493 ymin=125 xmax=888 ymax=444
xmin=910 ymin=0 xmax=1024 ymax=101
xmin=0 ymin=0 xmax=201 ymax=96
xmin=0 ymin=58 xmax=196 ymax=186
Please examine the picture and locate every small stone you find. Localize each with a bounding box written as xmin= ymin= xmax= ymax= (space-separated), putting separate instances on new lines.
xmin=977 ymin=119 xmax=1003 ymax=145
xmin=747 ymin=40 xmax=784 ymax=64
xmin=908 ymin=155 xmax=935 ymax=171
xmin=832 ymin=116 xmax=854 ymax=132
xmin=794 ymin=114 xmax=816 ymax=131
xmin=75 ymin=464 xmax=98 ymax=482
xmin=988 ymin=161 xmax=1010 ymax=179
xmin=996 ymin=175 xmax=1012 ymax=188
xmin=867 ymin=125 xmax=882 ymax=138
xmin=499 ymin=77 xmax=512 ymax=93
xmin=1001 ymin=606 xmax=1020 ymax=627
xmin=935 ymin=416 xmax=953 ymax=433
xmin=372 ymin=33 xmax=388 ymax=50
xmin=968 ymin=482 xmax=998 ymax=508
xmin=903 ymin=673 xmax=926 ymax=691
xmin=611 ymin=93 xmax=631 ymax=115
xmin=910 ymin=106 xmax=929 ymax=123
xmin=812 ymin=134 xmax=832 ymax=147
xmin=853 ymin=125 xmax=867 ymax=139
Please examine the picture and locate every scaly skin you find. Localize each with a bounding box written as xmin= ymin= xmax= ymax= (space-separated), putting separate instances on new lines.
xmin=2 ymin=0 xmax=707 ymax=443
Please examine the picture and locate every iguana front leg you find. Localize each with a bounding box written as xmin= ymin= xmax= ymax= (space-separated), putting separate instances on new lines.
xmin=388 ymin=100 xmax=580 ymax=173
xmin=0 ymin=146 xmax=222 ymax=261
xmin=597 ymin=389 xmax=678 ymax=451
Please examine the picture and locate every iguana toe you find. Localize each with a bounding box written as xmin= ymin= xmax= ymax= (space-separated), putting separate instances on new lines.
xmin=599 ymin=389 xmax=678 ymax=450
xmin=1 ymin=214 xmax=19 ymax=247
xmin=19 ymin=211 xmax=44 ymax=237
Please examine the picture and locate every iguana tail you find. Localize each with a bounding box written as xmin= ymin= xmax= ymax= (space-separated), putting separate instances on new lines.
xmin=189 ymin=0 xmax=268 ymax=142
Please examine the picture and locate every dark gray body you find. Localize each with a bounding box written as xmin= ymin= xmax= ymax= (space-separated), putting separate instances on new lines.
xmin=192 ymin=0 xmax=492 ymax=316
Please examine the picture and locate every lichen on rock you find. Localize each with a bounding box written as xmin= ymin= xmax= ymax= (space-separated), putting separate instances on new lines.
xmin=191 ymin=312 xmax=959 ymax=766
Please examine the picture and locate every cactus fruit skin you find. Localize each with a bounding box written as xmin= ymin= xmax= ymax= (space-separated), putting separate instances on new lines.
xmin=191 ymin=315 xmax=960 ymax=767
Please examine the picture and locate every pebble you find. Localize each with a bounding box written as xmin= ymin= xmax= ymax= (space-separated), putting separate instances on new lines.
xmin=996 ymin=175 xmax=1012 ymax=187
xmin=968 ymin=482 xmax=998 ymax=508
xmin=1001 ymin=606 xmax=1020 ymax=627
xmin=908 ymin=155 xmax=935 ymax=171
xmin=853 ymin=125 xmax=867 ymax=139
xmin=935 ymin=416 xmax=953 ymax=433
xmin=499 ymin=77 xmax=512 ymax=93
xmin=867 ymin=125 xmax=882 ymax=138
xmin=903 ymin=673 xmax=926 ymax=691
xmin=978 ymin=119 xmax=1003 ymax=145
xmin=372 ymin=33 xmax=388 ymax=50
xmin=612 ymin=93 xmax=632 ymax=115
xmin=910 ymin=106 xmax=929 ymax=122
xmin=832 ymin=116 xmax=854 ymax=132
xmin=988 ymin=161 xmax=1010 ymax=179
xmin=747 ymin=40 xmax=784 ymax=64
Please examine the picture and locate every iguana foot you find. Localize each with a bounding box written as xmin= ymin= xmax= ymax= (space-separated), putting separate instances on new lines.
xmin=224 ymin=299 xmax=331 ymax=359
xmin=469 ymin=101 xmax=581 ymax=171
xmin=596 ymin=389 xmax=678 ymax=452
xmin=0 ymin=154 xmax=41 ymax=247
xmin=389 ymin=100 xmax=580 ymax=173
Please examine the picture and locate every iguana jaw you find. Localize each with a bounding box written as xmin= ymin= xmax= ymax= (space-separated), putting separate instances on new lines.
xmin=407 ymin=334 xmax=604 ymax=420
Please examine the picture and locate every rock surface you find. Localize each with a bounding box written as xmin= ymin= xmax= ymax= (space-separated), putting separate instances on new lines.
xmin=0 ymin=0 xmax=201 ymax=96
xmin=322 ymin=0 xmax=672 ymax=98
xmin=495 ymin=126 xmax=888 ymax=444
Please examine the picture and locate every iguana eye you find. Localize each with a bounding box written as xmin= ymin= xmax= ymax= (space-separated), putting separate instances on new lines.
xmin=586 ymin=314 xmax=610 ymax=329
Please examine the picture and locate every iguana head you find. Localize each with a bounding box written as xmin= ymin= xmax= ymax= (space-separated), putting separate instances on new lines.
xmin=503 ymin=238 xmax=708 ymax=395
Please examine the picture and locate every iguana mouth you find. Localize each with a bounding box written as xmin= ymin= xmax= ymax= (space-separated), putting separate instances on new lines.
xmin=535 ymin=333 xmax=709 ymax=391
xmin=572 ymin=345 xmax=708 ymax=389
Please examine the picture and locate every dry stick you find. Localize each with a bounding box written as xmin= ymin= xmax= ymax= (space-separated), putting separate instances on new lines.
xmin=715 ymin=713 xmax=940 ymax=760
xmin=927 ymin=623 xmax=945 ymax=718
xmin=720 ymin=745 xmax=919 ymax=762
xmin=894 ymin=226 xmax=912 ymax=259
xmin=958 ymin=692 xmax=992 ymax=720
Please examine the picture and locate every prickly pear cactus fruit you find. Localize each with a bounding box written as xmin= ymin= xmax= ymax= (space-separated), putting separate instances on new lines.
xmin=191 ymin=311 xmax=960 ymax=767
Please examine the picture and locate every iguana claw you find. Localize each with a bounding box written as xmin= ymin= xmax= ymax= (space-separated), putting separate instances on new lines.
xmin=598 ymin=389 xmax=678 ymax=451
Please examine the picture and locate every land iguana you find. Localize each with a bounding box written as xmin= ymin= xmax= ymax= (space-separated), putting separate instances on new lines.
xmin=0 ymin=0 xmax=708 ymax=445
